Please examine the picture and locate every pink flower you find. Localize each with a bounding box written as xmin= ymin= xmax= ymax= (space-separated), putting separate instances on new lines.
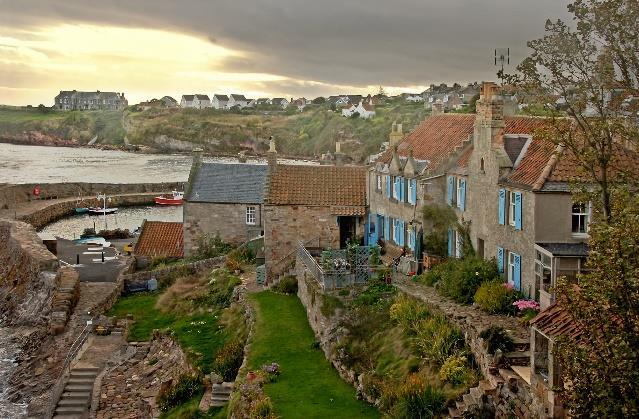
xmin=502 ymin=282 xmax=514 ymax=290
xmin=513 ymin=299 xmax=540 ymax=311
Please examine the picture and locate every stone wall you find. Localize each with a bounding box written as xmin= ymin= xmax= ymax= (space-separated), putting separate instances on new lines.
xmin=0 ymin=219 xmax=59 ymax=325
xmin=96 ymin=333 xmax=195 ymax=419
xmin=0 ymin=181 xmax=183 ymax=209
xmin=264 ymin=205 xmax=340 ymax=280
xmin=122 ymin=256 xmax=225 ymax=293
xmin=183 ymin=202 xmax=263 ymax=256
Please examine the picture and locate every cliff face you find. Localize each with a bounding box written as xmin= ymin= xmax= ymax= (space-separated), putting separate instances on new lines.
xmin=0 ymin=219 xmax=58 ymax=326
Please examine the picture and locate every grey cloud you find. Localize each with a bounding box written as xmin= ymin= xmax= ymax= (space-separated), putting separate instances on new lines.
xmin=0 ymin=0 xmax=570 ymax=91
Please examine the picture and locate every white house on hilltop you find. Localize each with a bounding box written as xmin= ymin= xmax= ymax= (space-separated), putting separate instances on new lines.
xmin=211 ymin=94 xmax=229 ymax=109
xmin=270 ymin=98 xmax=289 ymax=109
xmin=227 ymin=94 xmax=250 ymax=109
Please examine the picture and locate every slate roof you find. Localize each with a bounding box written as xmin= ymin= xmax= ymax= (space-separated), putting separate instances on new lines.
xmin=266 ymin=164 xmax=366 ymax=208
xmin=214 ymin=94 xmax=229 ymax=101
xmin=230 ymin=94 xmax=248 ymax=101
xmin=182 ymin=95 xmax=195 ymax=101
xmin=134 ymin=221 xmax=184 ymax=258
xmin=187 ymin=162 xmax=268 ymax=204
xmin=195 ymin=94 xmax=210 ymax=101
xmin=504 ymin=135 xmax=529 ymax=165
xmin=537 ymin=242 xmax=589 ymax=257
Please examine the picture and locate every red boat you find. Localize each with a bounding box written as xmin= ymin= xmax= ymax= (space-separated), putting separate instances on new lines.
xmin=154 ymin=191 xmax=184 ymax=205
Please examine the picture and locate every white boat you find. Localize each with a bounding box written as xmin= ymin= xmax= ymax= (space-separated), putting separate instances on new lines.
xmin=88 ymin=207 xmax=118 ymax=215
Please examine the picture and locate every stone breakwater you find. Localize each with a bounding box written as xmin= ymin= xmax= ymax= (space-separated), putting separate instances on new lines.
xmin=0 ymin=181 xmax=183 ymax=210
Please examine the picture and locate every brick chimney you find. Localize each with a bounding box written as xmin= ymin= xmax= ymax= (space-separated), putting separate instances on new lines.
xmin=474 ymin=82 xmax=505 ymax=150
xmin=389 ymin=121 xmax=403 ymax=147
xmin=267 ymin=136 xmax=277 ymax=168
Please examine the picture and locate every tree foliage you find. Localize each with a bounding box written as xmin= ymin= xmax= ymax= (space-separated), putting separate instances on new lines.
xmin=554 ymin=188 xmax=639 ymax=417
xmin=505 ymin=0 xmax=639 ymax=221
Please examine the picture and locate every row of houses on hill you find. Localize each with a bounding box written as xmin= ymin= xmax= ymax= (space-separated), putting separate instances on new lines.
xmin=180 ymin=94 xmax=308 ymax=111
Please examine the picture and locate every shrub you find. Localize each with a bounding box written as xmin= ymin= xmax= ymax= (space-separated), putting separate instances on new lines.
xmin=414 ymin=315 xmax=463 ymax=365
xmin=384 ymin=373 xmax=446 ymax=419
xmin=320 ymin=294 xmax=344 ymax=317
xmin=272 ymin=276 xmax=298 ymax=295
xmin=389 ymin=295 xmax=430 ymax=332
xmin=157 ymin=375 xmax=202 ymax=411
xmin=225 ymin=257 xmax=242 ymax=273
xmin=439 ymin=354 xmax=472 ymax=386
xmin=227 ymin=245 xmax=255 ymax=264
xmin=212 ymin=339 xmax=244 ymax=381
xmin=250 ymin=397 xmax=275 ymax=418
xmin=355 ymin=279 xmax=396 ymax=306
xmin=436 ymin=258 xmax=500 ymax=304
xmin=473 ymin=280 xmax=517 ymax=314
xmin=193 ymin=234 xmax=234 ymax=260
xmin=194 ymin=269 xmax=241 ymax=309
xmin=479 ymin=326 xmax=515 ymax=355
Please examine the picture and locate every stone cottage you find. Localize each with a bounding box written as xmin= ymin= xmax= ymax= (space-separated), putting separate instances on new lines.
xmin=183 ymin=151 xmax=269 ymax=255
xmin=264 ymin=162 xmax=367 ymax=281
xmin=54 ymin=90 xmax=128 ymax=110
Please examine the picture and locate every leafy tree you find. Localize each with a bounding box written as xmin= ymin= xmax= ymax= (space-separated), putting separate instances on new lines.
xmin=378 ymin=86 xmax=387 ymax=97
xmin=505 ymin=0 xmax=639 ymax=221
xmin=554 ymin=188 xmax=639 ymax=417
xmin=312 ymin=96 xmax=326 ymax=104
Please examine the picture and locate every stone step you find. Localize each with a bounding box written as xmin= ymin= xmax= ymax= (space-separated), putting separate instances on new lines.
xmin=52 ymin=415 xmax=83 ymax=419
xmin=70 ymin=370 xmax=98 ymax=378
xmin=505 ymin=350 xmax=531 ymax=366
xmin=448 ymin=407 xmax=462 ymax=418
xmin=72 ymin=367 xmax=100 ymax=373
xmin=58 ymin=399 xmax=88 ymax=407
xmin=211 ymin=394 xmax=231 ymax=402
xmin=65 ymin=384 xmax=94 ymax=392
xmin=55 ymin=406 xmax=86 ymax=415
xmin=67 ymin=378 xmax=95 ymax=385
xmin=61 ymin=391 xmax=91 ymax=400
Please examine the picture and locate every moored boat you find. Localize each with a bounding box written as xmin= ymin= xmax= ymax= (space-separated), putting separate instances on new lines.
xmin=88 ymin=207 xmax=118 ymax=215
xmin=154 ymin=190 xmax=184 ymax=206
xmin=75 ymin=207 xmax=89 ymax=214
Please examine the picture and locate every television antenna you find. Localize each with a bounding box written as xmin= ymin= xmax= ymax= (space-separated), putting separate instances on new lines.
xmin=495 ymin=48 xmax=510 ymax=84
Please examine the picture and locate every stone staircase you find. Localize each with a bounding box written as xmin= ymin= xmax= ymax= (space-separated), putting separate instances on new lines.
xmin=52 ymin=366 xmax=99 ymax=418
xmin=210 ymin=382 xmax=234 ymax=407
xmin=448 ymin=339 xmax=531 ymax=418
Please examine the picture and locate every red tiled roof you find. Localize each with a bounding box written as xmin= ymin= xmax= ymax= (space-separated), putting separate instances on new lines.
xmin=454 ymin=145 xmax=473 ymax=169
xmin=134 ymin=221 xmax=184 ymax=259
xmin=380 ymin=114 xmax=475 ymax=171
xmin=506 ymin=137 xmax=557 ymax=187
xmin=530 ymin=302 xmax=583 ymax=341
xmin=266 ymin=164 xmax=366 ymax=207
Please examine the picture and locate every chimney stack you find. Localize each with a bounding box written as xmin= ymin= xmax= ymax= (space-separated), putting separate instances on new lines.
xmin=389 ymin=121 xmax=403 ymax=147
xmin=431 ymin=101 xmax=444 ymax=116
xmin=185 ymin=147 xmax=204 ymax=198
xmin=267 ymin=136 xmax=277 ymax=168
xmin=474 ymin=82 xmax=505 ymax=150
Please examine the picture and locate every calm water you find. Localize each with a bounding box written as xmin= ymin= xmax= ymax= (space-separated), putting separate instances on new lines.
xmin=39 ymin=205 xmax=183 ymax=239
xmin=0 ymin=143 xmax=192 ymax=184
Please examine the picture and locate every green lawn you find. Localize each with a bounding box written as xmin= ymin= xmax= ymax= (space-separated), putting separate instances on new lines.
xmin=248 ymin=292 xmax=379 ymax=419
xmin=107 ymin=292 xmax=227 ymax=373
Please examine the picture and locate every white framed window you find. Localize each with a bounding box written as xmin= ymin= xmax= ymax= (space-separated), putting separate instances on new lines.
xmin=392 ymin=177 xmax=400 ymax=200
xmin=245 ymin=206 xmax=256 ymax=225
xmin=571 ymin=203 xmax=590 ymax=235
xmin=508 ymin=252 xmax=517 ymax=283
xmin=456 ymin=178 xmax=463 ymax=206
xmin=508 ymin=191 xmax=517 ymax=226
xmin=455 ymin=231 xmax=463 ymax=258
xmin=376 ymin=175 xmax=382 ymax=191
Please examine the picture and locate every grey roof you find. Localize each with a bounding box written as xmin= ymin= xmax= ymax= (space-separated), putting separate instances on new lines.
xmin=56 ymin=90 xmax=123 ymax=99
xmin=230 ymin=94 xmax=248 ymax=101
xmin=214 ymin=94 xmax=229 ymax=101
xmin=161 ymin=96 xmax=177 ymax=104
xmin=537 ymin=242 xmax=589 ymax=257
xmin=195 ymin=94 xmax=210 ymax=100
xmin=182 ymin=95 xmax=195 ymax=101
xmin=539 ymin=181 xmax=571 ymax=192
xmin=504 ymin=136 xmax=528 ymax=165
xmin=187 ymin=162 xmax=269 ymax=204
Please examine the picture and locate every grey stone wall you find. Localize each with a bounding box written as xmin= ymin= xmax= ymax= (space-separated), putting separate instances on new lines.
xmin=183 ymin=202 xmax=263 ymax=255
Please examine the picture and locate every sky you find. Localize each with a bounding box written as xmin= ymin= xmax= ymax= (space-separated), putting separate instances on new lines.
xmin=0 ymin=0 xmax=570 ymax=106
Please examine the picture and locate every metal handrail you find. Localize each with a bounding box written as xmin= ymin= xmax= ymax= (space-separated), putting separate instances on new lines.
xmin=44 ymin=317 xmax=95 ymax=419
xmin=271 ymin=236 xmax=320 ymax=273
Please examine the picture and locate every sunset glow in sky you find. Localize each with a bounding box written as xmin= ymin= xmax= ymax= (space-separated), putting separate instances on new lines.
xmin=0 ymin=0 xmax=568 ymax=106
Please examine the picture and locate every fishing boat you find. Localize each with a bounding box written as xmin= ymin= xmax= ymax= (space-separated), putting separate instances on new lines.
xmin=88 ymin=207 xmax=118 ymax=215
xmin=154 ymin=190 xmax=184 ymax=206
xmin=75 ymin=207 xmax=89 ymax=214
xmin=75 ymin=191 xmax=89 ymax=213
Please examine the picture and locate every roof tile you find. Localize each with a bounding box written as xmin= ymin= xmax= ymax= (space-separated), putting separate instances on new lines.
xmin=134 ymin=221 xmax=184 ymax=259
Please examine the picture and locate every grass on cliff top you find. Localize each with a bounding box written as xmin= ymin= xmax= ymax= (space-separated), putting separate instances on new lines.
xmin=247 ymin=291 xmax=379 ymax=419
xmin=159 ymin=392 xmax=227 ymax=419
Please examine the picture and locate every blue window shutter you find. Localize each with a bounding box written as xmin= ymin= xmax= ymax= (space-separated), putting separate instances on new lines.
xmin=411 ymin=179 xmax=417 ymax=205
xmin=409 ymin=228 xmax=416 ymax=251
xmin=447 ymin=176 xmax=454 ymax=205
xmin=459 ymin=178 xmax=466 ymax=211
xmin=514 ymin=253 xmax=522 ymax=291
xmin=377 ymin=215 xmax=384 ymax=240
xmin=514 ymin=192 xmax=522 ymax=230
xmin=384 ymin=215 xmax=390 ymax=239
xmin=400 ymin=221 xmax=405 ymax=246
xmin=447 ymin=229 xmax=454 ymax=256
xmin=386 ymin=175 xmax=391 ymax=198
xmin=498 ymin=189 xmax=506 ymax=225
xmin=497 ymin=246 xmax=504 ymax=273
